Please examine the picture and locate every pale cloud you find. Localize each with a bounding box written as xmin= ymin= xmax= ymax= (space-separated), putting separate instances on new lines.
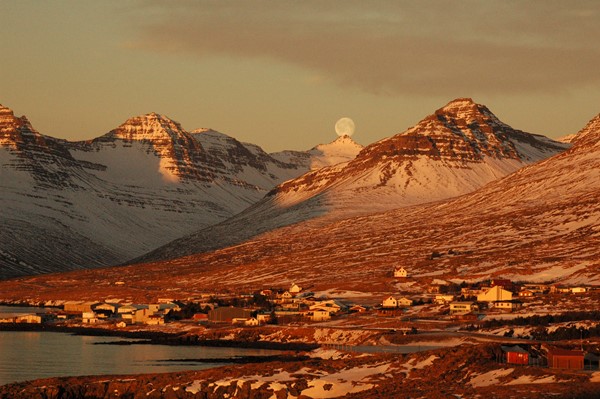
xmin=131 ymin=1 xmax=600 ymax=96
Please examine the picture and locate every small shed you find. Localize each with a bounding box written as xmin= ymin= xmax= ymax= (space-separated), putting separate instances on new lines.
xmin=502 ymin=345 xmax=530 ymax=365
xmin=546 ymin=347 xmax=585 ymax=370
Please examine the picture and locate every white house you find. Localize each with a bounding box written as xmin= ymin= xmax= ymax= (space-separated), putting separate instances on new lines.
xmin=289 ymin=283 xmax=302 ymax=294
xmin=397 ymin=297 xmax=413 ymax=307
xmin=82 ymin=312 xmax=99 ymax=324
xmin=278 ymin=291 xmax=294 ymax=304
xmin=307 ymin=309 xmax=331 ymax=322
xmin=256 ymin=313 xmax=272 ymax=324
xmin=449 ymin=302 xmax=477 ymax=315
xmin=145 ymin=314 xmax=165 ymax=325
xmin=14 ymin=314 xmax=42 ymax=324
xmin=571 ymin=287 xmax=588 ymax=294
xmin=394 ymin=267 xmax=408 ymax=278
xmin=382 ymin=296 xmax=398 ymax=309
xmin=477 ymin=286 xmax=513 ymax=302
xmin=310 ymin=300 xmax=344 ymax=313
xmin=434 ymin=295 xmax=455 ymax=304
xmin=492 ymin=301 xmax=521 ymax=312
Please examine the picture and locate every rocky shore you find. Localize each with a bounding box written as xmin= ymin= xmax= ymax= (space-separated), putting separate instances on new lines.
xmin=1 ymin=344 xmax=599 ymax=399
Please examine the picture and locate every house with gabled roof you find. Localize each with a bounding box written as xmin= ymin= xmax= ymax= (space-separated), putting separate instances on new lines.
xmin=477 ymin=286 xmax=513 ymax=302
xmin=449 ymin=301 xmax=478 ymax=315
xmin=289 ymin=283 xmax=302 ymax=294
xmin=394 ymin=266 xmax=408 ymax=278
xmin=397 ymin=297 xmax=413 ymax=307
xmin=382 ymin=296 xmax=398 ymax=309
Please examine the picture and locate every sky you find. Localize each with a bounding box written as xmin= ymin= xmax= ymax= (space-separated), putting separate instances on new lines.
xmin=1 ymin=1 xmax=600 ymax=152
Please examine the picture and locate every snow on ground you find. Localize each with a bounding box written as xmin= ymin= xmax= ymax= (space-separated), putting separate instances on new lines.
xmin=300 ymin=363 xmax=390 ymax=398
xmin=505 ymin=375 xmax=557 ymax=385
xmin=408 ymin=355 xmax=439 ymax=370
xmin=469 ymin=368 xmax=514 ymax=387
xmin=312 ymin=289 xmax=373 ymax=298
xmin=308 ymin=348 xmax=350 ymax=360
xmin=312 ymin=328 xmax=373 ymax=345
xmin=184 ymin=363 xmax=390 ymax=399
xmin=502 ymin=263 xmax=590 ymax=283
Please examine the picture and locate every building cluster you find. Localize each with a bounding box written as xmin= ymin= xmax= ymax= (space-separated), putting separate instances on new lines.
xmin=0 ymin=300 xmax=182 ymax=326
xmin=204 ymin=283 xmax=351 ymax=326
xmin=499 ymin=345 xmax=598 ymax=371
xmin=66 ymin=300 xmax=181 ymax=325
xmin=0 ymin=313 xmax=44 ymax=324
xmin=388 ymin=268 xmax=596 ymax=320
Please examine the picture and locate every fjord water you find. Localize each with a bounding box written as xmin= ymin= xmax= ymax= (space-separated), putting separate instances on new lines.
xmin=0 ymin=308 xmax=280 ymax=386
xmin=0 ymin=331 xmax=282 ymax=386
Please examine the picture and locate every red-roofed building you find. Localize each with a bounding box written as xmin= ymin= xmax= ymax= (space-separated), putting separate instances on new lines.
xmin=502 ymin=345 xmax=529 ymax=365
xmin=546 ymin=347 xmax=585 ymax=370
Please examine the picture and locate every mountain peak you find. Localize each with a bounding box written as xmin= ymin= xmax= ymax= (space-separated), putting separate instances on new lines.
xmin=108 ymin=112 xmax=187 ymax=142
xmin=0 ymin=104 xmax=41 ymax=148
xmin=312 ymin=134 xmax=361 ymax=149
xmin=306 ymin=135 xmax=363 ymax=168
xmin=332 ymin=134 xmax=357 ymax=143
xmin=441 ymin=97 xmax=477 ymax=108
xmin=434 ymin=97 xmax=500 ymax=125
xmin=570 ymin=113 xmax=600 ymax=149
xmin=0 ymin=104 xmax=35 ymax=134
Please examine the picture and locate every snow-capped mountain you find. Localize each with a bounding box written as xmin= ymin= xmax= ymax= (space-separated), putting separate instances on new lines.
xmin=98 ymin=110 xmax=600 ymax=296
xmin=0 ymin=105 xmax=313 ymax=279
xmin=138 ymin=98 xmax=568 ymax=263
xmin=271 ymin=134 xmax=363 ymax=170
xmin=273 ymin=98 xmax=568 ymax=213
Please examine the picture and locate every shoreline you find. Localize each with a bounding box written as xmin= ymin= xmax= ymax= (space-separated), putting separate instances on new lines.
xmin=0 ymin=323 xmax=319 ymax=351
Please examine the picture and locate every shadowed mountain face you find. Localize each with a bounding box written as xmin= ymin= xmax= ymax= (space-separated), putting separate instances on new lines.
xmin=0 ymin=105 xmax=319 ymax=279
xmin=137 ymin=98 xmax=568 ymax=264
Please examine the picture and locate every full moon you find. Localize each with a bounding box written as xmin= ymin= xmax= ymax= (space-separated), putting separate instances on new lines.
xmin=334 ymin=117 xmax=355 ymax=137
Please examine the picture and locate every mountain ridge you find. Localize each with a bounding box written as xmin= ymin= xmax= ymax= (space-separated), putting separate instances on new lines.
xmin=136 ymin=98 xmax=568 ymax=264
xmin=3 ymin=109 xmax=598 ymax=301
xmin=0 ymin=104 xmax=330 ymax=279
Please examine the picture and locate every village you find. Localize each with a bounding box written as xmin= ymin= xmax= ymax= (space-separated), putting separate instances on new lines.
xmin=1 ymin=265 xmax=600 ymax=373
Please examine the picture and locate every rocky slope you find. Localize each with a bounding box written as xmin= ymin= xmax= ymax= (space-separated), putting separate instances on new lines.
xmin=0 ymin=105 xmax=316 ymax=279
xmin=1 ymin=344 xmax=598 ymax=398
xmin=138 ymin=98 xmax=567 ymax=262
xmin=142 ymin=108 xmax=596 ymax=290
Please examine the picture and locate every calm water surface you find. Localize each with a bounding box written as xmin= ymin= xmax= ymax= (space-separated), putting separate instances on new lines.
xmin=0 ymin=307 xmax=280 ymax=386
